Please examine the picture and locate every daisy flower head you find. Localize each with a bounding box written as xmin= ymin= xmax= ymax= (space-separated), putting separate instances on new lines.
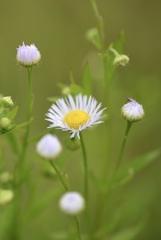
xmin=46 ymin=94 xmax=106 ymax=139
xmin=16 ymin=42 xmax=41 ymax=67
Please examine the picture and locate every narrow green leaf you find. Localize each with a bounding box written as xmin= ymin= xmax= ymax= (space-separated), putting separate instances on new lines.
xmin=82 ymin=62 xmax=92 ymax=95
xmin=6 ymin=106 xmax=19 ymax=121
xmin=0 ymin=148 xmax=3 ymax=171
xmin=5 ymin=132 xmax=19 ymax=155
xmin=70 ymin=83 xmax=85 ymax=95
xmin=25 ymin=187 xmax=61 ymax=222
xmin=110 ymin=217 xmax=146 ymax=240
xmin=51 ymin=231 xmax=68 ymax=240
xmin=47 ymin=96 xmax=60 ymax=103
xmin=113 ymin=31 xmax=125 ymax=54
xmin=111 ymin=148 xmax=161 ymax=189
xmin=90 ymin=171 xmax=107 ymax=193
xmin=94 ymin=211 xmax=121 ymax=239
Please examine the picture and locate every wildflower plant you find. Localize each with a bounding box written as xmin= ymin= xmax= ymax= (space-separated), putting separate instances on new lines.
xmin=0 ymin=1 xmax=160 ymax=240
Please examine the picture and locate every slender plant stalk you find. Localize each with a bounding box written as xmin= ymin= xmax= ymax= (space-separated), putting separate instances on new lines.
xmin=88 ymin=0 xmax=110 ymax=234
xmin=49 ymin=160 xmax=82 ymax=240
xmin=19 ymin=67 xmax=33 ymax=164
xmin=89 ymin=0 xmax=111 ymax=179
xmin=49 ymin=160 xmax=69 ymax=191
xmin=89 ymin=0 xmax=105 ymax=49
xmin=113 ymin=121 xmax=132 ymax=175
xmin=74 ymin=216 xmax=82 ymax=240
xmin=11 ymin=67 xmax=33 ymax=240
xmin=80 ymin=132 xmax=88 ymax=203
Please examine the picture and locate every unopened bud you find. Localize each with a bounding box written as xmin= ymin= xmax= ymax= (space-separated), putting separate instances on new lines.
xmin=121 ymin=98 xmax=144 ymax=122
xmin=17 ymin=42 xmax=41 ymax=67
xmin=0 ymin=172 xmax=13 ymax=183
xmin=0 ymin=189 xmax=14 ymax=206
xmin=2 ymin=96 xmax=14 ymax=108
xmin=64 ymin=137 xmax=80 ymax=151
xmin=62 ymin=86 xmax=71 ymax=96
xmin=0 ymin=117 xmax=11 ymax=132
xmin=36 ymin=134 xmax=62 ymax=160
xmin=59 ymin=192 xmax=85 ymax=215
xmin=111 ymin=48 xmax=129 ymax=67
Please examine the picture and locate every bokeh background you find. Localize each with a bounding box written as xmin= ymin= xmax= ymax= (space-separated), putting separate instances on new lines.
xmin=0 ymin=0 xmax=161 ymax=239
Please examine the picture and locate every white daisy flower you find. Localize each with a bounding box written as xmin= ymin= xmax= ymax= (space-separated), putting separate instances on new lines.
xmin=121 ymin=98 xmax=144 ymax=122
xmin=16 ymin=42 xmax=41 ymax=67
xmin=46 ymin=94 xmax=106 ymax=139
xmin=59 ymin=192 xmax=85 ymax=215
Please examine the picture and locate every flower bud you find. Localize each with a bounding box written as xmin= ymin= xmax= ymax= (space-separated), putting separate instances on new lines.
xmin=59 ymin=192 xmax=85 ymax=215
xmin=121 ymin=98 xmax=144 ymax=122
xmin=113 ymin=54 xmax=129 ymax=67
xmin=110 ymin=48 xmax=129 ymax=67
xmin=36 ymin=134 xmax=62 ymax=160
xmin=17 ymin=42 xmax=41 ymax=67
xmin=0 ymin=189 xmax=14 ymax=206
xmin=0 ymin=172 xmax=13 ymax=184
xmin=86 ymin=28 xmax=101 ymax=49
xmin=0 ymin=117 xmax=11 ymax=132
xmin=64 ymin=137 xmax=80 ymax=151
xmin=62 ymin=86 xmax=71 ymax=96
xmin=2 ymin=96 xmax=14 ymax=108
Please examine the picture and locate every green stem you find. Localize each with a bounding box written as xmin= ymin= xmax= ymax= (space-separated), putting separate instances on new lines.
xmin=19 ymin=67 xmax=33 ymax=164
xmin=89 ymin=0 xmax=105 ymax=49
xmin=75 ymin=216 xmax=82 ymax=240
xmin=80 ymin=132 xmax=88 ymax=203
xmin=49 ymin=160 xmax=69 ymax=191
xmin=110 ymin=48 xmax=120 ymax=57
xmin=113 ymin=121 xmax=132 ymax=175
xmin=50 ymin=160 xmax=82 ymax=240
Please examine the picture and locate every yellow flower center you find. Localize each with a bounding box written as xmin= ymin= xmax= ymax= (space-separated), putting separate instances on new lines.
xmin=64 ymin=110 xmax=90 ymax=130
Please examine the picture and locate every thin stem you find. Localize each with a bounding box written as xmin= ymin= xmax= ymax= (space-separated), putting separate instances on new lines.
xmin=50 ymin=160 xmax=83 ymax=240
xmin=89 ymin=0 xmax=105 ymax=49
xmin=110 ymin=48 xmax=120 ymax=57
xmin=11 ymin=67 xmax=33 ymax=240
xmin=80 ymin=132 xmax=88 ymax=203
xmin=49 ymin=160 xmax=69 ymax=191
xmin=113 ymin=121 xmax=132 ymax=175
xmin=74 ymin=216 xmax=82 ymax=240
xmin=19 ymin=67 xmax=33 ymax=164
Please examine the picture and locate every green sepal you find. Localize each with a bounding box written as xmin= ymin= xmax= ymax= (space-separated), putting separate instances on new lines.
xmin=5 ymin=132 xmax=19 ymax=155
xmin=5 ymin=106 xmax=19 ymax=121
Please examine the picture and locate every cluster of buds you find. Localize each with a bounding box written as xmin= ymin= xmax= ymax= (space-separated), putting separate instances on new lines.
xmin=0 ymin=96 xmax=15 ymax=134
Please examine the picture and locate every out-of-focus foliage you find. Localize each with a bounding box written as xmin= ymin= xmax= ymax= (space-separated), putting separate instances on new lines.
xmin=0 ymin=1 xmax=161 ymax=239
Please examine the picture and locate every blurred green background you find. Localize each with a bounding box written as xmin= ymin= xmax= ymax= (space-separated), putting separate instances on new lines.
xmin=0 ymin=0 xmax=161 ymax=239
